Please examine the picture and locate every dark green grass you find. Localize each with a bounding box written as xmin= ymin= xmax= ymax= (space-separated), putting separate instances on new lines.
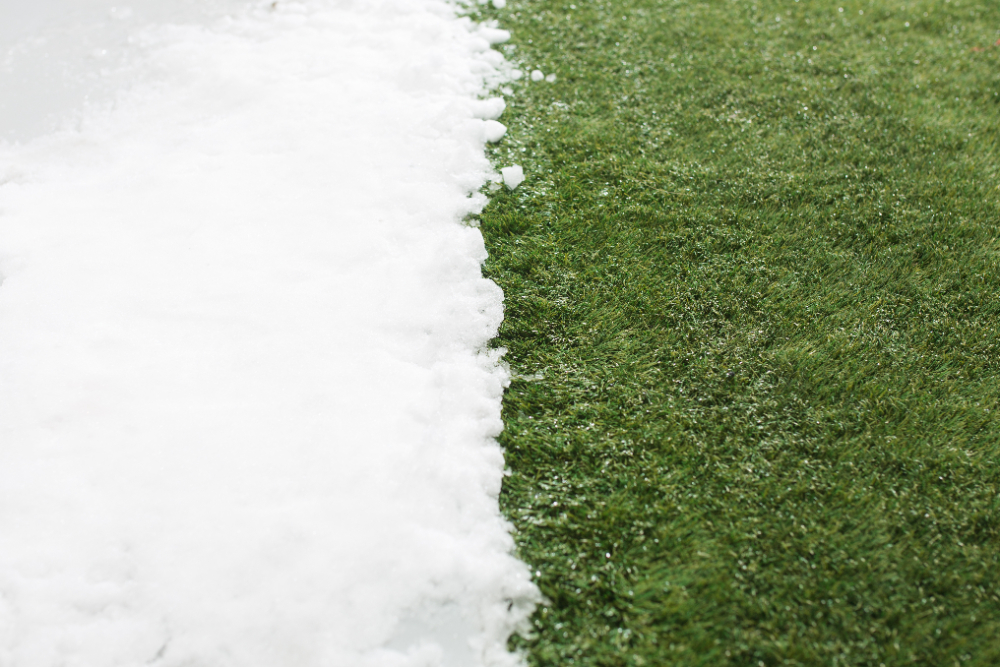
xmin=472 ymin=0 xmax=1000 ymax=665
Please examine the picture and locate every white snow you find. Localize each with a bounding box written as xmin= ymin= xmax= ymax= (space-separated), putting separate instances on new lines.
xmin=483 ymin=120 xmax=508 ymax=143
xmin=471 ymin=98 xmax=506 ymax=121
xmin=477 ymin=27 xmax=510 ymax=45
xmin=0 ymin=2 xmax=537 ymax=667
xmin=500 ymin=165 xmax=524 ymax=190
xmin=530 ymin=70 xmax=544 ymax=82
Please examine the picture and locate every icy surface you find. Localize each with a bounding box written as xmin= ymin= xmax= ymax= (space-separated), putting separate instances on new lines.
xmin=0 ymin=1 xmax=536 ymax=666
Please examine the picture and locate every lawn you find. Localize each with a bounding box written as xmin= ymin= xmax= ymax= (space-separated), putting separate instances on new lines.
xmin=473 ymin=0 xmax=1000 ymax=665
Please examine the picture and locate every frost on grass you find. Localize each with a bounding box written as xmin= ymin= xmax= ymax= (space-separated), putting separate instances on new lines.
xmin=0 ymin=1 xmax=536 ymax=666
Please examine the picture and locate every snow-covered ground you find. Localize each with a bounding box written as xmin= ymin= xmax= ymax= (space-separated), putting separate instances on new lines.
xmin=0 ymin=2 xmax=536 ymax=665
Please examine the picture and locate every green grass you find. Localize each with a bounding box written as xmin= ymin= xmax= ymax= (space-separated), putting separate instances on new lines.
xmin=470 ymin=0 xmax=1000 ymax=665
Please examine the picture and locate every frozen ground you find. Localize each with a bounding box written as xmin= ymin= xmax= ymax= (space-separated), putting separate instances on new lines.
xmin=0 ymin=1 xmax=536 ymax=665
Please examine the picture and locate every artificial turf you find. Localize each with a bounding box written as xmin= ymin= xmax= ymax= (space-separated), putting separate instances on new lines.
xmin=472 ymin=0 xmax=1000 ymax=665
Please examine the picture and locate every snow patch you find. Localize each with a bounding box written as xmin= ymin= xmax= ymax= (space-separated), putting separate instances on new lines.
xmin=0 ymin=1 xmax=537 ymax=666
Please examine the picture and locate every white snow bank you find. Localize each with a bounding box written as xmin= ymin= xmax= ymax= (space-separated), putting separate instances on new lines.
xmin=0 ymin=2 xmax=537 ymax=666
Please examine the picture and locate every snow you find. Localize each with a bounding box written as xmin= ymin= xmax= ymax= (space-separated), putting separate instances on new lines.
xmin=0 ymin=2 xmax=537 ymax=666
xmin=483 ymin=120 xmax=508 ymax=143
xmin=471 ymin=98 xmax=506 ymax=120
xmin=500 ymin=165 xmax=524 ymax=190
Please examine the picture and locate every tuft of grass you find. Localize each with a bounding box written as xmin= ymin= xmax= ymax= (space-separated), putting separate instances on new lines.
xmin=473 ymin=0 xmax=1000 ymax=665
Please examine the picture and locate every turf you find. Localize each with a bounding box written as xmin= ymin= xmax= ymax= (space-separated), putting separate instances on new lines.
xmin=470 ymin=0 xmax=1000 ymax=665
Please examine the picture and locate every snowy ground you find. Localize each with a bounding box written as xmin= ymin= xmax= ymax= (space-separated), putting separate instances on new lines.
xmin=0 ymin=2 xmax=536 ymax=665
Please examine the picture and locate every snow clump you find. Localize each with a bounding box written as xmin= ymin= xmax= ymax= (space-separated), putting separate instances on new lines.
xmin=501 ymin=165 xmax=525 ymax=189
xmin=483 ymin=119 xmax=508 ymax=142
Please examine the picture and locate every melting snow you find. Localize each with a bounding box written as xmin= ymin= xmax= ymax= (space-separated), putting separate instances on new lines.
xmin=0 ymin=1 xmax=537 ymax=666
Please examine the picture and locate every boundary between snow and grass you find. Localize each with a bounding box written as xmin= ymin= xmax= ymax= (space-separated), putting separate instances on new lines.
xmin=477 ymin=0 xmax=1000 ymax=665
xmin=0 ymin=2 xmax=543 ymax=666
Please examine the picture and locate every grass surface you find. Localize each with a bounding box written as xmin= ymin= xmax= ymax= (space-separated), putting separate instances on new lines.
xmin=472 ymin=0 xmax=1000 ymax=665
